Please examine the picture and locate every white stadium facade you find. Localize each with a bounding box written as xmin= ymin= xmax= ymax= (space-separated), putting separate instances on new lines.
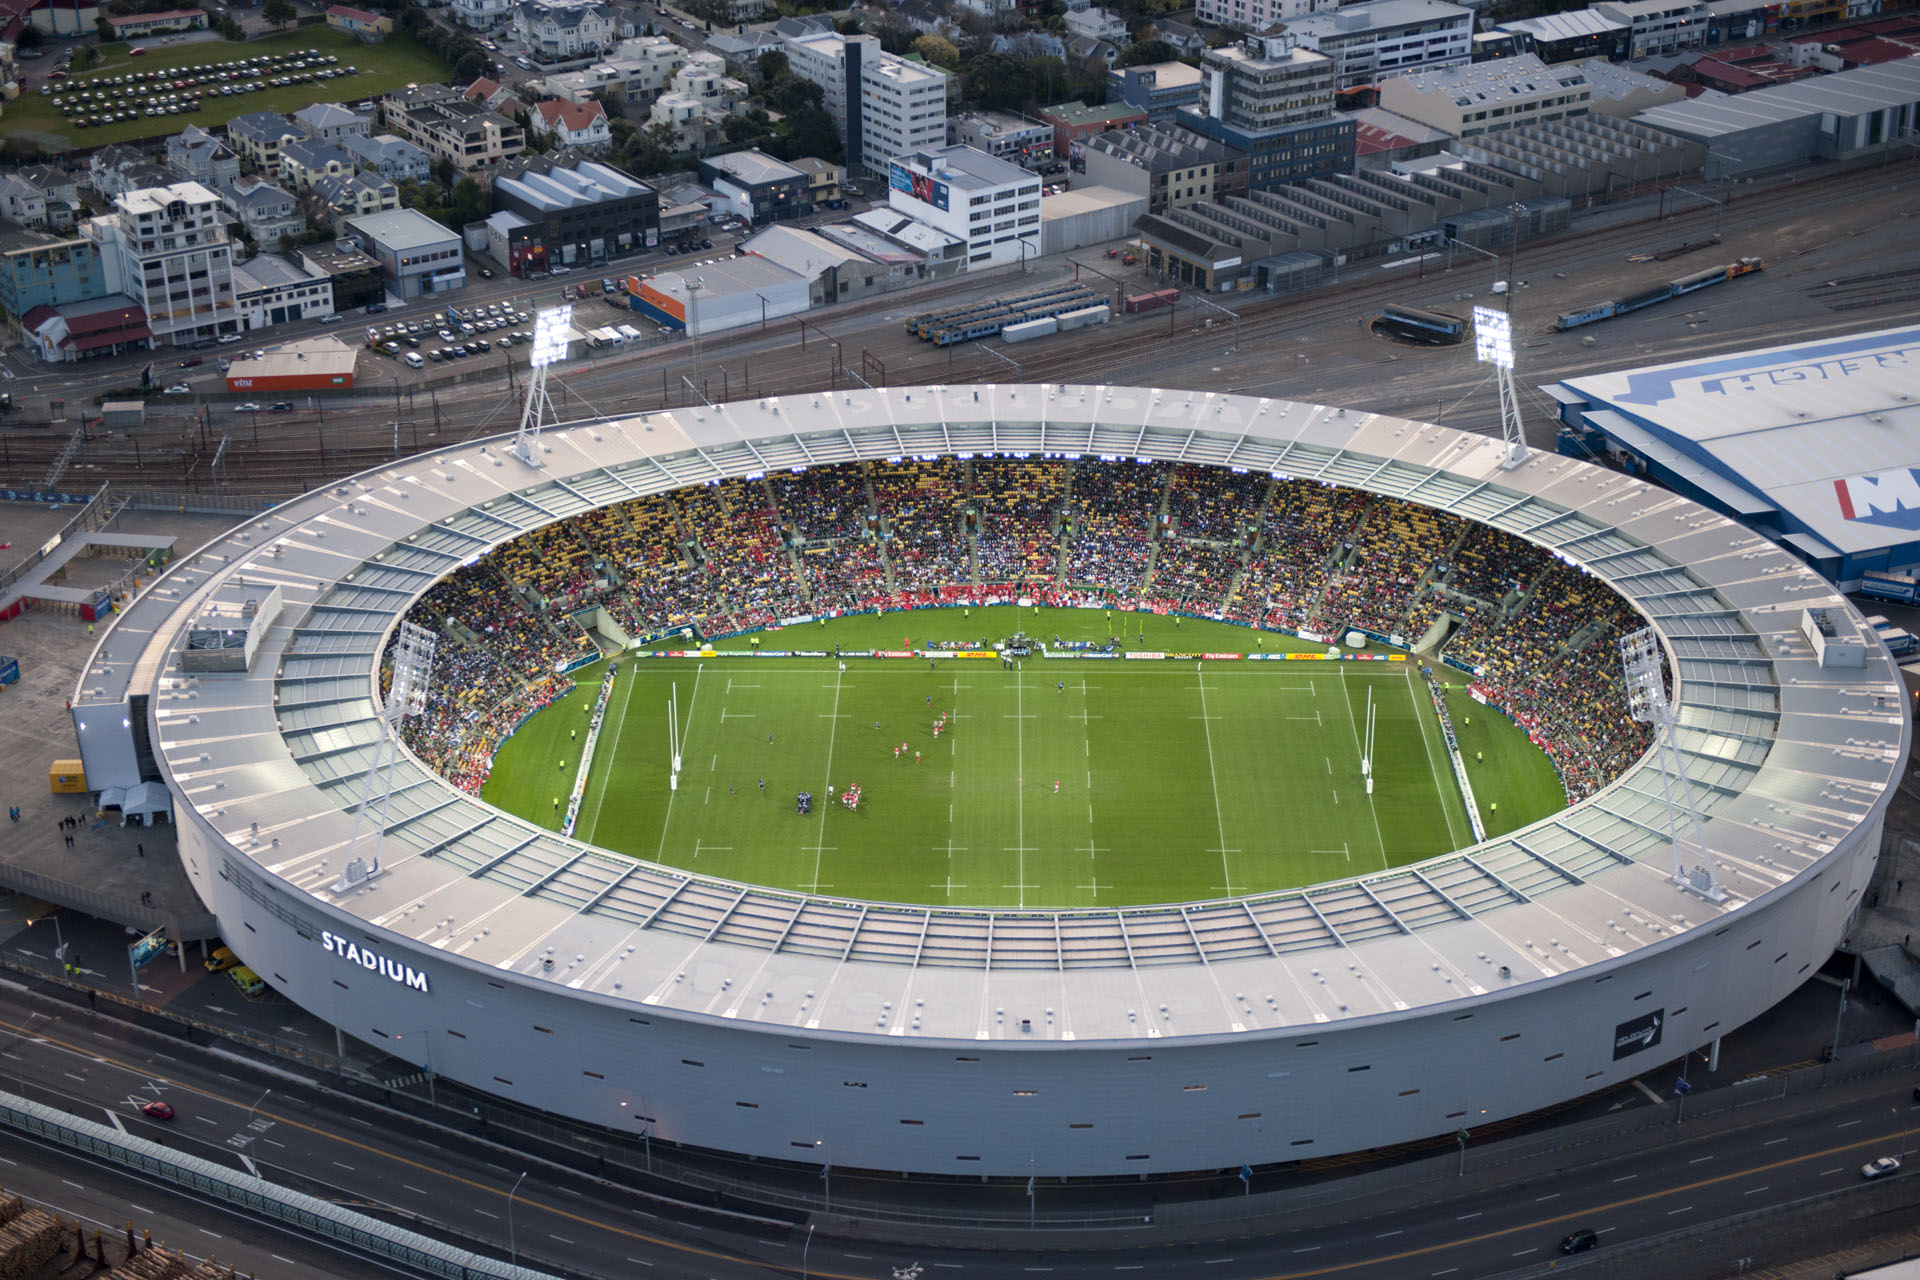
xmin=73 ymin=386 xmax=1908 ymax=1179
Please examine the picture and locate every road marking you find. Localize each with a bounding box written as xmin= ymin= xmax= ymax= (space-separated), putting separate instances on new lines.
xmin=1764 ymin=1137 xmax=1789 ymax=1146
xmin=474 ymin=1208 xmax=499 ymax=1219
xmin=1512 ymin=1248 xmax=1538 ymax=1257
xmin=332 ymin=1161 xmax=355 ymax=1170
xmin=1535 ymin=1193 xmax=1560 ymax=1202
xmin=1456 ymin=1212 xmax=1481 ymax=1221
xmin=1376 ymin=1229 xmax=1402 ymax=1238
xmin=1668 ymin=1206 xmax=1693 ymax=1215
xmin=62 ymin=1179 xmax=84 ymax=1190
xmin=625 ymin=1259 xmax=654 ymax=1267
xmin=1294 ymin=1246 xmax=1321 ymax=1253
xmin=1837 ymin=1119 xmax=1862 ymax=1128
xmin=1612 ymin=1174 xmax=1636 ymax=1182
xmin=550 ymin=1234 xmax=574 ymax=1244
xmin=1689 ymin=1155 xmax=1713 ymax=1163
xmin=403 ymin=1184 xmax=428 ymax=1195
xmin=200 ymin=1230 xmax=223 ymax=1239
xmin=1744 ymin=1185 xmax=1769 ymax=1195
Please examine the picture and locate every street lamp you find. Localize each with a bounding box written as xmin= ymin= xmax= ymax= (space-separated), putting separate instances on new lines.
xmin=507 ymin=1170 xmax=528 ymax=1265
xmin=687 ymin=276 xmax=704 ymax=392
xmin=247 ymin=1085 xmax=272 ymax=1131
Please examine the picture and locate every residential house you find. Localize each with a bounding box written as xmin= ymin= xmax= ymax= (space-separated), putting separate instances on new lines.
xmin=228 ymin=111 xmax=304 ymax=174
xmin=1153 ymin=19 xmax=1207 ymax=56
xmin=0 ymin=175 xmax=48 ymax=229
xmin=544 ymin=36 xmax=686 ymax=105
xmin=383 ymin=84 xmax=527 ymax=171
xmin=294 ymin=102 xmax=373 ymax=143
xmin=313 ymin=171 xmax=402 ymax=219
xmin=167 ymin=125 xmax=242 ymax=188
xmin=532 ymin=98 xmax=613 ymax=150
xmin=325 ymin=4 xmax=393 ymax=39
xmin=341 ymin=133 xmax=433 ymax=183
xmin=789 ymin=156 xmax=845 ymax=204
xmin=452 ymin=0 xmax=514 ymax=31
xmin=1064 ymin=5 xmax=1130 ymax=44
xmin=1067 ymin=35 xmax=1122 ymax=71
xmin=892 ymin=0 xmax=949 ymax=36
xmin=512 ymin=0 xmax=615 ymax=61
xmin=278 ymin=138 xmax=357 ymax=191
xmin=218 ymin=178 xmax=307 ymax=245
xmin=87 ymin=145 xmax=155 ymax=199
xmin=465 ymin=77 xmax=529 ymax=118
xmin=955 ymin=0 xmax=1021 ymax=26
xmin=13 ymin=166 xmax=81 ymax=230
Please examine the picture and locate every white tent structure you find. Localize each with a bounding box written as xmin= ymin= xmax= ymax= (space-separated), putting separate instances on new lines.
xmin=99 ymin=782 xmax=172 ymax=827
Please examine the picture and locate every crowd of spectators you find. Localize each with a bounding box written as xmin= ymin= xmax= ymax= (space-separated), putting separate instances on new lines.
xmin=394 ymin=457 xmax=1650 ymax=805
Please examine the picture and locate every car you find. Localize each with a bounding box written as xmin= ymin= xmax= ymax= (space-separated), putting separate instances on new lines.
xmin=365 ymin=302 xmax=386 ymax=315
xmin=1558 ymin=1229 xmax=1598 ymax=1254
xmin=478 ymin=267 xmax=494 ymax=279
xmin=179 ymin=357 xmax=203 ymax=367
xmin=192 ymin=337 xmax=216 ymax=350
xmin=138 ymin=1100 xmax=174 ymax=1120
xmin=665 ymin=245 xmax=678 ymax=256
xmin=451 ymin=345 xmax=468 ymax=358
xmin=550 ymin=264 xmax=571 ymax=275
xmin=269 ymin=401 xmax=293 ymax=412
xmin=701 ymin=239 xmax=713 ymax=250
xmin=163 ymin=383 xmax=191 ymax=395
xmin=236 ymin=402 xmax=262 ymax=412
xmin=438 ymin=329 xmax=455 ymax=342
xmin=1863 ymin=1156 xmax=1902 ymax=1179
xmin=471 ymin=339 xmax=490 ymax=353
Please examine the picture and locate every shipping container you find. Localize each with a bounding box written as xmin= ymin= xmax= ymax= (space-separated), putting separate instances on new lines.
xmin=1124 ymin=288 xmax=1180 ymax=315
xmin=1001 ymin=316 xmax=1059 ymax=344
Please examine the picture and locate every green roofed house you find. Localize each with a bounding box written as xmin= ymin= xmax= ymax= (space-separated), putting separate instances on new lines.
xmin=1034 ymin=100 xmax=1149 ymax=159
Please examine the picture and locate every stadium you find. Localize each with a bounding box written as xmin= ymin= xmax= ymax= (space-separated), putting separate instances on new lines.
xmin=74 ymin=384 xmax=1906 ymax=1181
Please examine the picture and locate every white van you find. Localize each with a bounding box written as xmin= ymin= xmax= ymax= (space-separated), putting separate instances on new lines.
xmin=616 ymin=324 xmax=645 ymax=343
xmin=404 ymin=351 xmax=424 ymax=369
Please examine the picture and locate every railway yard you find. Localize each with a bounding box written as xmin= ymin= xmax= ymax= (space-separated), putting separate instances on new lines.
xmin=6 ymin=154 xmax=1920 ymax=499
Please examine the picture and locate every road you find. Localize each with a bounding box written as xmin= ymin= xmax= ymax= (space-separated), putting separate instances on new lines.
xmin=4 ymin=971 xmax=1919 ymax=1280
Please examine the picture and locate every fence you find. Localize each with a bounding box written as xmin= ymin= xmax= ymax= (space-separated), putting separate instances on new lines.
xmin=0 ymin=482 xmax=113 ymax=599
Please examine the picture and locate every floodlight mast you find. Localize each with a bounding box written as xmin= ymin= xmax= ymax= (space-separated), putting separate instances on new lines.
xmin=336 ymin=619 xmax=438 ymax=893
xmin=1619 ymin=625 xmax=1726 ymax=903
xmin=515 ymin=305 xmax=574 ymax=468
xmin=1472 ymin=305 xmax=1528 ymax=470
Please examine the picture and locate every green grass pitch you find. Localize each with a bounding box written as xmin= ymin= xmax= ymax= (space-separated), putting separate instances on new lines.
xmin=481 ymin=607 xmax=1565 ymax=909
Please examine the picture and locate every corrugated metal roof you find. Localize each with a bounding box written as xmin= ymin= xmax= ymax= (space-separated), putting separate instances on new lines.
xmin=1637 ymin=55 xmax=1920 ymax=137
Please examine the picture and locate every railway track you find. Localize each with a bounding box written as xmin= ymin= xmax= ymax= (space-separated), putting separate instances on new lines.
xmin=4 ymin=155 xmax=1915 ymax=498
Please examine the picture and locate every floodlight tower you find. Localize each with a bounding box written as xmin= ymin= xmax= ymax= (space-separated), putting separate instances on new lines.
xmin=1472 ymin=305 xmax=1528 ymax=470
xmin=1619 ymin=625 xmax=1726 ymax=903
xmin=514 ymin=304 xmax=574 ymax=468
xmin=334 ymin=620 xmax=438 ymax=893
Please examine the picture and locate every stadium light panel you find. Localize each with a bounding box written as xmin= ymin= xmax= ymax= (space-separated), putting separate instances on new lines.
xmin=1472 ymin=306 xmax=1513 ymax=369
xmin=530 ymin=305 xmax=574 ymax=369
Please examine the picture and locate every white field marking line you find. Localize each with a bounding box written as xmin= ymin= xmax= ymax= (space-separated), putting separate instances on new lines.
xmin=1017 ymin=669 xmax=1027 ymax=907
xmin=1195 ymin=661 xmax=1235 ymax=898
xmin=807 ymin=665 xmax=846 ymax=900
xmin=580 ymin=661 xmax=638 ymax=845
xmin=1405 ymin=665 xmax=1468 ymax=849
xmin=1338 ymin=663 xmax=1390 ymax=870
xmin=650 ymin=663 xmax=706 ymax=863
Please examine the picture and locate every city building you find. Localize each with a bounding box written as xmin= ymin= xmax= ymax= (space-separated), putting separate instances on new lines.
xmin=782 ymin=31 xmax=952 ymax=176
xmin=294 ymin=102 xmax=373 ymax=144
xmin=452 ymin=0 xmax=513 ymax=31
xmin=87 ymin=181 xmax=238 ymax=345
xmin=1576 ymin=57 xmax=1687 ymax=117
xmin=218 ymin=178 xmax=306 ymax=246
xmin=626 ymin=255 xmax=809 ymax=336
xmin=341 ymin=133 xmax=433 ymax=184
xmin=103 ymin=7 xmax=205 ymax=38
xmin=1036 ymin=100 xmax=1149 ymax=158
xmin=279 ymin=138 xmax=358 ymax=191
xmin=699 ymin=150 xmax=814 ymax=226
xmin=227 ymin=111 xmax=304 ymax=174
xmin=1634 ymin=55 xmax=1920 ymax=173
xmin=0 ymin=233 xmax=108 ymax=324
xmin=297 ymin=242 xmax=385 ymax=310
xmin=166 ymin=125 xmax=241 ymax=189
xmin=886 ymin=144 xmax=1041 ymax=269
xmin=740 ymin=223 xmax=893 ymax=306
xmin=1179 ymin=26 xmax=1353 ymax=189
xmin=17 ymin=296 xmax=150 ymax=364
xmin=789 ymin=156 xmax=846 ymax=205
xmin=489 ymin=155 xmax=658 ymax=274
xmin=1494 ymin=10 xmax=1629 ymax=64
xmin=531 ymin=98 xmax=613 ymax=151
xmin=223 ymin=334 xmax=358 ymax=392
xmin=343 ymin=208 xmax=464 ymax=298
xmin=325 ymin=4 xmax=392 ymax=39
xmin=1378 ymin=55 xmax=1593 ymax=138
xmin=512 ymin=0 xmax=614 ymax=61
xmin=1286 ymin=0 xmax=1475 ymax=90
xmin=1195 ymin=0 xmax=1333 ymax=34
xmin=313 ymin=171 xmax=402 ymax=219
xmin=1082 ymin=122 xmax=1248 ymax=213
xmin=544 ymin=36 xmax=686 ymax=105
xmin=382 ymin=85 xmax=526 ymax=171
xmin=1593 ymin=0 xmax=1710 ymax=57
xmin=232 ymin=254 xmax=335 ymax=329
xmin=1107 ymin=61 xmax=1207 ymax=122
xmin=1037 ymin=184 xmax=1147 ymax=254
xmin=949 ymin=110 xmax=1056 ymax=166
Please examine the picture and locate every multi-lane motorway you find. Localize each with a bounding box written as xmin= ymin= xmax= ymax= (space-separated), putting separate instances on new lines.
xmin=4 ymin=977 xmax=1918 ymax=1280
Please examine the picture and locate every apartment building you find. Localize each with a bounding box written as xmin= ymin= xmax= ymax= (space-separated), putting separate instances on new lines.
xmin=1180 ymin=26 xmax=1352 ymax=188
xmin=1196 ymin=0 xmax=1334 ymax=35
xmin=512 ymin=0 xmax=615 ymax=60
xmin=382 ymin=85 xmax=525 ymax=171
xmin=1286 ymin=0 xmax=1475 ymax=90
xmin=783 ymin=31 xmax=951 ymax=176
xmin=88 ymin=182 xmax=238 ymax=345
xmin=227 ymin=111 xmax=304 ymax=173
xmin=1593 ymin=0 xmax=1710 ymax=57
xmin=341 ymin=133 xmax=433 ymax=183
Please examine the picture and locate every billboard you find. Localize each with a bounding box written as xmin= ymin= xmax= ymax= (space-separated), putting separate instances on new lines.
xmin=1611 ymin=1009 xmax=1664 ymax=1060
xmin=889 ymin=161 xmax=949 ymax=212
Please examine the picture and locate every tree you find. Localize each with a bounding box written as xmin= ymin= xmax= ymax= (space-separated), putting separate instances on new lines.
xmin=965 ymin=52 xmax=1036 ymax=111
xmin=262 ymin=0 xmax=295 ymax=27
xmin=94 ymin=14 xmax=115 ymax=39
xmin=432 ymin=157 xmax=457 ymax=191
xmin=455 ymin=49 xmax=491 ymax=81
xmin=874 ymin=14 xmax=914 ymax=54
xmin=450 ymin=177 xmax=486 ymax=225
xmin=778 ymin=103 xmax=841 ymax=165
xmin=910 ymin=34 xmax=961 ymax=69
xmin=69 ymin=45 xmax=97 ymax=71
xmin=723 ymin=109 xmax=777 ymax=153
xmin=14 ymin=24 xmax=44 ymax=48
xmin=756 ymin=49 xmax=789 ymax=85
xmin=1118 ymin=39 xmax=1179 ymax=67
xmin=278 ymin=232 xmax=298 ymax=255
xmin=767 ymin=74 xmax=822 ymax=116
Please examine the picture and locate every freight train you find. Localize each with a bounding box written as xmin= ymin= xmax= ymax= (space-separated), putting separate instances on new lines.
xmin=1553 ymin=258 xmax=1763 ymax=331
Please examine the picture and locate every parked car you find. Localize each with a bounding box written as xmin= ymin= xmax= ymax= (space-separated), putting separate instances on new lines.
xmin=178 ymin=357 xmax=203 ymax=368
xmin=478 ymin=267 xmax=494 ymax=279
xmin=138 ymin=1100 xmax=174 ymax=1120
xmin=191 ymin=338 xmax=216 ymax=350
xmin=550 ymin=264 xmax=571 ymax=275
xmin=1863 ymin=1156 xmax=1903 ymax=1180
xmin=217 ymin=334 xmax=241 ymax=344
xmin=365 ymin=302 xmax=386 ymax=314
